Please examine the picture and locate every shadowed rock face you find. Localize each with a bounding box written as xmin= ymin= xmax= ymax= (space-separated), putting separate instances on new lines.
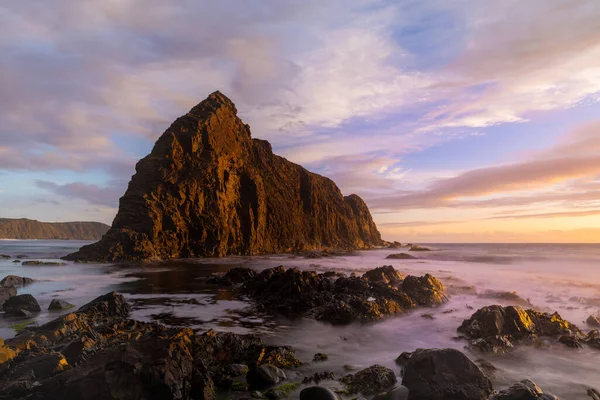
xmin=65 ymin=91 xmax=382 ymax=262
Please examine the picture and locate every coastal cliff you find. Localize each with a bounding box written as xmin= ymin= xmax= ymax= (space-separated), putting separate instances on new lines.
xmin=0 ymin=218 xmax=108 ymax=240
xmin=65 ymin=91 xmax=382 ymax=261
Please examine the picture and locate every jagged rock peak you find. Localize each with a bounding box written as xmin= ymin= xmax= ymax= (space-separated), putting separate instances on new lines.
xmin=187 ymin=90 xmax=239 ymax=120
xmin=64 ymin=91 xmax=383 ymax=262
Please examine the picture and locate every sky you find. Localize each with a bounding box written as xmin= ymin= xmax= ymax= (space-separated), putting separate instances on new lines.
xmin=1 ymin=0 xmax=600 ymax=243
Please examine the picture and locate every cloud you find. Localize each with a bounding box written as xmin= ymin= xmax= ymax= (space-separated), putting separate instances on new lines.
xmin=370 ymin=121 xmax=600 ymax=211
xmin=35 ymin=180 xmax=124 ymax=208
xmin=487 ymin=209 xmax=600 ymax=220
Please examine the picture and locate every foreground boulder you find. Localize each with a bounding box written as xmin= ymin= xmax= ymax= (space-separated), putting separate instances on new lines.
xmin=341 ymin=364 xmax=397 ymax=395
xmin=458 ymin=305 xmax=579 ymax=352
xmin=0 ymin=292 xmax=302 ymax=400
xmin=401 ymin=348 xmax=492 ymax=400
xmin=0 ymin=275 xmax=34 ymax=287
xmin=490 ymin=379 xmax=560 ymax=399
xmin=215 ymin=265 xmax=447 ymax=323
xmin=2 ymin=294 xmax=41 ymax=316
xmin=64 ymin=91 xmax=382 ymax=262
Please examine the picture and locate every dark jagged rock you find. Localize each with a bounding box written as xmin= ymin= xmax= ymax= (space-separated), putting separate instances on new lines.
xmin=363 ymin=265 xmax=405 ymax=284
xmin=313 ymin=352 xmax=328 ymax=362
xmin=0 ymin=292 xmax=302 ymax=400
xmin=402 ymin=274 xmax=447 ymax=306
xmin=0 ymin=286 xmax=17 ymax=310
xmin=385 ymin=253 xmax=416 ymax=260
xmin=458 ymin=305 xmax=579 ymax=353
xmin=302 ymin=371 xmax=335 ymax=384
xmin=246 ymin=364 xmax=286 ymax=390
xmin=341 ymin=364 xmax=397 ymax=395
xmin=48 ymin=299 xmax=75 ymax=310
xmin=489 ymin=379 xmax=560 ymax=400
xmin=0 ymin=275 xmax=34 ymax=287
xmin=64 ymin=91 xmax=382 ymax=262
xmin=21 ymin=261 xmax=66 ymax=266
xmin=401 ymin=348 xmax=492 ymax=400
xmin=0 ymin=218 xmax=108 ymax=240
xmin=222 ymin=265 xmax=446 ymax=323
xmin=3 ymin=294 xmax=41 ymax=316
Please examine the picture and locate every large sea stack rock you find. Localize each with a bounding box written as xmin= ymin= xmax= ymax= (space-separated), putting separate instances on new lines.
xmin=64 ymin=92 xmax=382 ymax=262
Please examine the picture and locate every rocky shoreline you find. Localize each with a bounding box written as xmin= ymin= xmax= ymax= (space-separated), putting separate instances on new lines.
xmin=2 ymin=264 xmax=595 ymax=399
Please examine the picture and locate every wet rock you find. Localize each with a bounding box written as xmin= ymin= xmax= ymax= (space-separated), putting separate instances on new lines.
xmin=15 ymin=255 xmax=28 ymax=259
xmin=12 ymin=260 xmax=21 ymax=263
xmin=0 ymin=286 xmax=17 ymax=310
xmin=490 ymin=379 xmax=560 ymax=400
xmin=207 ymin=267 xmax=257 ymax=285
xmin=385 ymin=253 xmax=416 ymax=260
xmin=313 ymin=352 xmax=328 ymax=362
xmin=586 ymin=315 xmax=600 ymax=328
xmin=4 ymin=352 xmax=70 ymax=381
xmin=3 ymin=294 xmax=41 ymax=316
xmin=363 ymin=265 xmax=406 ymax=284
xmin=402 ymin=274 xmax=447 ymax=306
xmin=300 ymin=386 xmax=340 ymax=400
xmin=264 ymin=382 xmax=300 ymax=399
xmin=373 ymin=385 xmax=409 ymax=400
xmin=341 ymin=364 xmax=397 ymax=395
xmin=229 ymin=265 xmax=444 ymax=323
xmin=395 ymin=351 xmax=412 ymax=366
xmin=558 ymin=334 xmax=582 ymax=348
xmin=0 ymin=275 xmax=34 ymax=287
xmin=402 ymin=348 xmax=492 ymax=400
xmin=77 ymin=291 xmax=131 ymax=318
xmin=21 ymin=261 xmax=67 ymax=266
xmin=230 ymin=363 xmax=249 ymax=376
xmin=458 ymin=305 xmax=578 ymax=353
xmin=48 ymin=299 xmax=75 ymax=310
xmin=0 ymin=254 xmax=10 ymax=259
xmin=475 ymin=359 xmax=497 ymax=376
xmin=246 ymin=364 xmax=286 ymax=390
xmin=386 ymin=241 xmax=403 ymax=249
xmin=409 ymin=245 xmax=430 ymax=251
xmin=478 ymin=290 xmax=531 ymax=306
xmin=302 ymin=371 xmax=335 ymax=384
xmin=583 ymin=330 xmax=600 ymax=350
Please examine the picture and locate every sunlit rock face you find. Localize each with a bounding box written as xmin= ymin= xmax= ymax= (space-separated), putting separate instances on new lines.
xmin=65 ymin=91 xmax=382 ymax=262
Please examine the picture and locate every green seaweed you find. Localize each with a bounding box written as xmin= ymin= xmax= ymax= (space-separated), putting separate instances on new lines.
xmin=10 ymin=320 xmax=35 ymax=334
xmin=265 ymin=382 xmax=300 ymax=399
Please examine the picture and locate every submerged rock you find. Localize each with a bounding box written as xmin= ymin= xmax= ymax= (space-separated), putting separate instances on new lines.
xmin=401 ymin=348 xmax=492 ymax=400
xmin=302 ymin=371 xmax=335 ymax=384
xmin=21 ymin=261 xmax=67 ymax=266
xmin=409 ymin=245 xmax=430 ymax=251
xmin=385 ymin=253 xmax=416 ymax=260
xmin=458 ymin=305 xmax=578 ymax=352
xmin=490 ymin=379 xmax=560 ymax=399
xmin=341 ymin=364 xmax=397 ymax=395
xmin=0 ymin=275 xmax=34 ymax=287
xmin=3 ymin=294 xmax=41 ymax=316
xmin=48 ymin=299 xmax=75 ymax=310
xmin=478 ymin=290 xmax=531 ymax=306
xmin=64 ymin=91 xmax=382 ymax=262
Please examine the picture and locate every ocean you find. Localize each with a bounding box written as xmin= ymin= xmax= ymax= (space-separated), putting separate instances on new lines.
xmin=1 ymin=240 xmax=599 ymax=398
